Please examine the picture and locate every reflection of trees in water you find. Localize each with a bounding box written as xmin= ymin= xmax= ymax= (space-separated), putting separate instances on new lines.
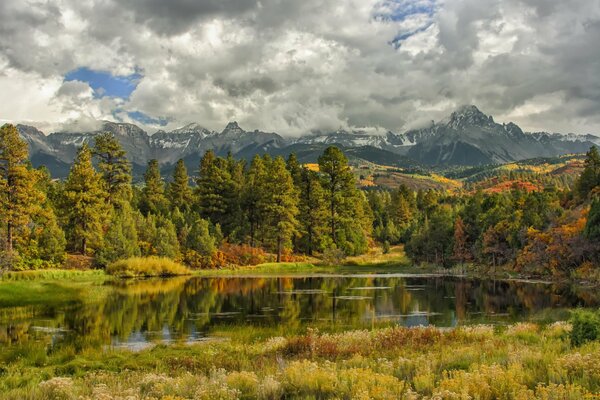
xmin=1 ymin=276 xmax=599 ymax=348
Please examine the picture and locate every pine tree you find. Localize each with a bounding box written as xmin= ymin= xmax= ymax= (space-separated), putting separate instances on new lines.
xmin=297 ymin=167 xmax=328 ymax=255
xmin=264 ymin=157 xmax=299 ymax=262
xmin=93 ymin=132 xmax=132 ymax=206
xmin=140 ymin=159 xmax=169 ymax=216
xmin=95 ymin=203 xmax=140 ymax=266
xmin=0 ymin=124 xmax=44 ymax=253
xmin=195 ymin=150 xmax=236 ymax=234
xmin=35 ymin=209 xmax=66 ymax=264
xmin=584 ymin=199 xmax=600 ymax=242
xmin=286 ymin=153 xmax=302 ymax=186
xmin=186 ymin=217 xmax=217 ymax=256
xmin=241 ymin=155 xmax=268 ymax=247
xmin=168 ymin=159 xmax=194 ymax=212
xmin=63 ymin=144 xmax=108 ymax=254
xmin=318 ymin=146 xmax=356 ymax=246
xmin=135 ymin=213 xmax=180 ymax=259
xmin=577 ymin=146 xmax=600 ymax=199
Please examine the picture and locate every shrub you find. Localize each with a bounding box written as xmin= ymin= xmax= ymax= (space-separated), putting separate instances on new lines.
xmin=570 ymin=309 xmax=600 ymax=346
xmin=220 ymin=243 xmax=266 ymax=266
xmin=321 ymin=247 xmax=346 ymax=266
xmin=106 ymin=256 xmax=191 ymax=278
xmin=382 ymin=240 xmax=391 ymax=254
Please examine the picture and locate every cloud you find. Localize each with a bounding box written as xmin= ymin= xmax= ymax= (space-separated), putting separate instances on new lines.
xmin=0 ymin=0 xmax=599 ymax=136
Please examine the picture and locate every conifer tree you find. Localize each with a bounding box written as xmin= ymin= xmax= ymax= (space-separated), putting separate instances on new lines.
xmin=93 ymin=132 xmax=132 ymax=206
xmin=168 ymin=159 xmax=193 ymax=212
xmin=318 ymin=146 xmax=356 ymax=246
xmin=243 ymin=155 xmax=268 ymax=247
xmin=264 ymin=157 xmax=299 ymax=262
xmin=584 ymin=199 xmax=600 ymax=242
xmin=286 ymin=153 xmax=302 ymax=186
xmin=63 ymin=144 xmax=108 ymax=254
xmin=0 ymin=124 xmax=45 ymax=253
xmin=95 ymin=204 xmax=140 ymax=266
xmin=577 ymin=146 xmax=600 ymax=198
xmin=196 ymin=150 xmax=236 ymax=235
xmin=140 ymin=159 xmax=169 ymax=216
xmin=296 ymin=167 xmax=328 ymax=255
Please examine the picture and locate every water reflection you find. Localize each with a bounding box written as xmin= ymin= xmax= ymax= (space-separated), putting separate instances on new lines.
xmin=0 ymin=275 xmax=597 ymax=350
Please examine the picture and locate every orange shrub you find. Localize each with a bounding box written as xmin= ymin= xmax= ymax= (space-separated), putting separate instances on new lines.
xmin=220 ymin=243 xmax=267 ymax=266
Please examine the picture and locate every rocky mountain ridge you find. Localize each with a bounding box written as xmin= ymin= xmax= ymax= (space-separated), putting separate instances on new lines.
xmin=15 ymin=105 xmax=600 ymax=177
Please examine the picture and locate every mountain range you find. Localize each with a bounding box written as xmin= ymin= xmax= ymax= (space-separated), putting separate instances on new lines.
xmin=16 ymin=105 xmax=600 ymax=178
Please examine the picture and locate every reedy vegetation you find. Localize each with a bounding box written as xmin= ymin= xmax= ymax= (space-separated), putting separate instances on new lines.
xmin=3 ymin=320 xmax=600 ymax=399
xmin=0 ymin=123 xmax=599 ymax=277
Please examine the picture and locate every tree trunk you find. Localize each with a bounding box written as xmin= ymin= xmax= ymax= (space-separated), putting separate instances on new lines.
xmin=82 ymin=237 xmax=87 ymax=255
xmin=331 ymin=200 xmax=336 ymax=245
xmin=277 ymin=235 xmax=282 ymax=263
xmin=308 ymin=225 xmax=313 ymax=256
xmin=6 ymin=222 xmax=12 ymax=252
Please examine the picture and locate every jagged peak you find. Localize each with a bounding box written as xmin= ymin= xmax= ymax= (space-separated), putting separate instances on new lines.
xmin=224 ymin=121 xmax=242 ymax=131
xmin=171 ymin=122 xmax=210 ymax=133
xmin=448 ymin=104 xmax=494 ymax=127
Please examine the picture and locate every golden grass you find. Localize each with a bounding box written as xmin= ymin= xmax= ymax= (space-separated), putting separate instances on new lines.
xmin=106 ymin=256 xmax=191 ymax=278
xmin=4 ymin=322 xmax=600 ymax=399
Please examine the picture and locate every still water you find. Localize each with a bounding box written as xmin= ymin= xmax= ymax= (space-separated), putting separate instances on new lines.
xmin=1 ymin=275 xmax=597 ymax=350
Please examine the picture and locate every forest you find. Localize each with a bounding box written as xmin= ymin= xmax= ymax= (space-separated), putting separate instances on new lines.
xmin=0 ymin=123 xmax=599 ymax=279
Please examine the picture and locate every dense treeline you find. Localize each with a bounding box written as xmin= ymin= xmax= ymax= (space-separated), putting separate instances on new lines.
xmin=368 ymin=146 xmax=600 ymax=276
xmin=0 ymin=124 xmax=371 ymax=270
xmin=0 ymin=122 xmax=599 ymax=277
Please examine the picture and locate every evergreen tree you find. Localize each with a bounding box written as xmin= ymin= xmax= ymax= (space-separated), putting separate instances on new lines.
xmin=35 ymin=209 xmax=66 ymax=264
xmin=168 ymin=159 xmax=194 ymax=212
xmin=136 ymin=213 xmax=180 ymax=259
xmin=577 ymin=146 xmax=600 ymax=199
xmin=243 ymin=155 xmax=268 ymax=247
xmin=63 ymin=144 xmax=108 ymax=254
xmin=0 ymin=124 xmax=43 ymax=253
xmin=286 ymin=153 xmax=302 ymax=186
xmin=186 ymin=217 xmax=217 ymax=257
xmin=318 ymin=146 xmax=356 ymax=246
xmin=584 ymin=199 xmax=600 ymax=242
xmin=195 ymin=150 xmax=236 ymax=234
xmin=140 ymin=159 xmax=169 ymax=216
xmin=264 ymin=157 xmax=299 ymax=262
xmin=95 ymin=203 xmax=140 ymax=266
xmin=296 ymin=167 xmax=328 ymax=255
xmin=93 ymin=132 xmax=132 ymax=206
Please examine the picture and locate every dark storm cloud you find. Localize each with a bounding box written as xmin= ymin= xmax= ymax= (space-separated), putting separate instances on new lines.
xmin=0 ymin=0 xmax=600 ymax=135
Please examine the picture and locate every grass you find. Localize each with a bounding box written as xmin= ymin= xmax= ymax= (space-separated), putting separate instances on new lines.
xmin=2 ymin=321 xmax=600 ymax=399
xmin=195 ymin=246 xmax=415 ymax=277
xmin=0 ymin=271 xmax=109 ymax=307
xmin=106 ymin=256 xmax=191 ymax=278
xmin=0 ymin=269 xmax=106 ymax=282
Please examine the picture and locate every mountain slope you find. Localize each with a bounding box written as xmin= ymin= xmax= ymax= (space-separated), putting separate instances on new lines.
xmin=406 ymin=106 xmax=598 ymax=166
xmin=15 ymin=105 xmax=600 ymax=177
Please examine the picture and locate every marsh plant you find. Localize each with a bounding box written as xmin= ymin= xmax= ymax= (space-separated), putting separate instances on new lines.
xmin=1 ymin=320 xmax=600 ymax=399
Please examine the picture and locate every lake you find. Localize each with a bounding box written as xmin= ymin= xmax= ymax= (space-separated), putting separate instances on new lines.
xmin=1 ymin=274 xmax=597 ymax=350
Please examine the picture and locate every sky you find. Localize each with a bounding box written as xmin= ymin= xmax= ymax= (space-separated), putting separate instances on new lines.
xmin=0 ymin=0 xmax=599 ymax=136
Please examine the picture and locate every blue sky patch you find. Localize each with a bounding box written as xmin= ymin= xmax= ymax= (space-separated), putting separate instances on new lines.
xmin=391 ymin=22 xmax=434 ymax=48
xmin=64 ymin=67 xmax=142 ymax=99
xmin=373 ymin=0 xmax=436 ymax=22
